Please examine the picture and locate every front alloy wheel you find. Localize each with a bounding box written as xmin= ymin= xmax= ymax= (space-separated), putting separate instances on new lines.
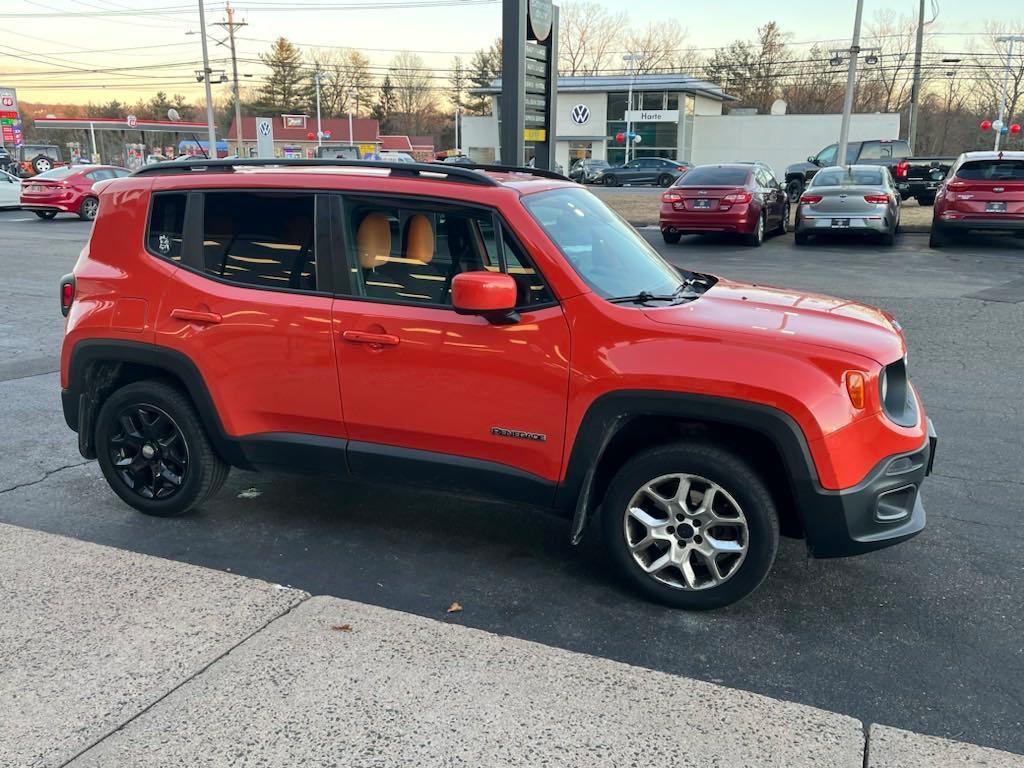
xmin=624 ymin=474 xmax=748 ymax=590
xmin=79 ymin=196 xmax=99 ymax=221
xmin=602 ymin=442 xmax=779 ymax=609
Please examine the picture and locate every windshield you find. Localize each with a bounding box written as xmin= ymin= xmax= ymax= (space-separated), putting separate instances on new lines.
xmin=812 ymin=168 xmax=884 ymax=186
xmin=522 ymin=187 xmax=684 ymax=300
xmin=675 ymin=166 xmax=750 ymax=187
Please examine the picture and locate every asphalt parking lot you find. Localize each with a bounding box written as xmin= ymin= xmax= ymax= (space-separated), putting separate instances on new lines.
xmin=1 ymin=209 xmax=1022 ymax=754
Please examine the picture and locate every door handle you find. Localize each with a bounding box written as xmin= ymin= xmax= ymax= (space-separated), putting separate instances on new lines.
xmin=171 ymin=308 xmax=222 ymax=324
xmin=341 ymin=330 xmax=400 ymax=347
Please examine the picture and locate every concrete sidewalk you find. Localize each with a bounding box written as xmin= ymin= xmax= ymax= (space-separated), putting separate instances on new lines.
xmin=1 ymin=521 xmax=1020 ymax=768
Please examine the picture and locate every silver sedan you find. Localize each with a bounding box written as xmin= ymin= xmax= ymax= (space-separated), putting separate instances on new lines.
xmin=794 ymin=164 xmax=901 ymax=246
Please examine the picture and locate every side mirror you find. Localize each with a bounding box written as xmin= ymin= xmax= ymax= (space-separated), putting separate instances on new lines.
xmin=452 ymin=272 xmax=519 ymax=324
xmin=807 ymin=155 xmax=818 ymax=165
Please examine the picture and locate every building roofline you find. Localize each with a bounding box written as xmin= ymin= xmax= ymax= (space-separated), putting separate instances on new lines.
xmin=470 ymin=73 xmax=737 ymax=101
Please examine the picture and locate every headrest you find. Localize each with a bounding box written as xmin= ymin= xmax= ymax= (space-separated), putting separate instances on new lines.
xmin=405 ymin=214 xmax=434 ymax=264
xmin=356 ymin=212 xmax=391 ymax=269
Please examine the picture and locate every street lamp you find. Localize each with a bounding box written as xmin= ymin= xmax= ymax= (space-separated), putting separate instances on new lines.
xmin=623 ymin=53 xmax=643 ymax=164
xmin=194 ymin=0 xmax=218 ymax=159
xmin=994 ymin=36 xmax=1024 ymax=151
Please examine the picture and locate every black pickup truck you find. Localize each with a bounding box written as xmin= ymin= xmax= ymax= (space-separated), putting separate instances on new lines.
xmin=785 ymin=139 xmax=955 ymax=205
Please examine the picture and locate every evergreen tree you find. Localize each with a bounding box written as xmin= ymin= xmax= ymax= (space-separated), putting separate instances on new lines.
xmin=371 ymin=75 xmax=397 ymax=133
xmin=254 ymin=37 xmax=310 ymax=114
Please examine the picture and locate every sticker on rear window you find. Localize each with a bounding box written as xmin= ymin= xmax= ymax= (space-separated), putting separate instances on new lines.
xmin=158 ymin=233 xmax=171 ymax=254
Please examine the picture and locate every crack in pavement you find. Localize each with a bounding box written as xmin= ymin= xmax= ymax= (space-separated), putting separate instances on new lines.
xmin=0 ymin=460 xmax=93 ymax=496
xmin=932 ymin=471 xmax=1024 ymax=488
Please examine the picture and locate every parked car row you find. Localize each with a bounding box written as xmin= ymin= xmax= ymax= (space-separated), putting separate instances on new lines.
xmin=784 ymin=139 xmax=954 ymax=206
xmin=570 ymin=156 xmax=691 ymax=187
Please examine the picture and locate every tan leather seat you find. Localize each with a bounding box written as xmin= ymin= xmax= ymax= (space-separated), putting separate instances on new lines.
xmin=404 ymin=214 xmax=435 ymax=264
xmin=356 ymin=212 xmax=391 ymax=269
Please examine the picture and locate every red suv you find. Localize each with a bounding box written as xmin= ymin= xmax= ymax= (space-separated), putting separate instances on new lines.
xmin=59 ymin=159 xmax=936 ymax=609
xmin=660 ymin=163 xmax=790 ymax=247
xmin=930 ymin=151 xmax=1024 ymax=247
xmin=21 ymin=164 xmax=131 ymax=220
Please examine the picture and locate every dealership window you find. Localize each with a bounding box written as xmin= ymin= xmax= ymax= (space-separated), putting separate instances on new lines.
xmin=201 ymin=192 xmax=317 ymax=291
xmin=641 ymin=91 xmax=665 ymax=110
xmin=569 ymin=141 xmax=593 ymax=161
xmin=607 ymin=92 xmax=628 ymax=121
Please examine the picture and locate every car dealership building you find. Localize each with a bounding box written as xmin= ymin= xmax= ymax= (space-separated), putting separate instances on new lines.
xmin=461 ymin=73 xmax=900 ymax=178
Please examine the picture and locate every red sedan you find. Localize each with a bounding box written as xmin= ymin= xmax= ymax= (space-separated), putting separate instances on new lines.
xmin=20 ymin=164 xmax=131 ymax=221
xmin=659 ymin=162 xmax=790 ymax=247
xmin=930 ymin=150 xmax=1024 ymax=247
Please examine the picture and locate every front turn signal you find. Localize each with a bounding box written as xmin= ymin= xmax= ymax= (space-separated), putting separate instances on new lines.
xmin=845 ymin=371 xmax=866 ymax=409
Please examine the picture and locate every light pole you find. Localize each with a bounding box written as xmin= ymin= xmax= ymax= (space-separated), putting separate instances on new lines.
xmin=837 ymin=0 xmax=866 ymax=168
xmin=994 ymin=36 xmax=1024 ymax=151
xmin=623 ymin=53 xmax=642 ymax=164
xmin=196 ymin=0 xmax=218 ymax=159
xmin=314 ymin=71 xmax=323 ymax=150
xmin=348 ymin=89 xmax=357 ymax=148
xmin=454 ymin=106 xmax=461 ymax=154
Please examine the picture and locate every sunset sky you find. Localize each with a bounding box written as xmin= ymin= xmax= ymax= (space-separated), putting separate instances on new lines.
xmin=1 ymin=0 xmax=1019 ymax=106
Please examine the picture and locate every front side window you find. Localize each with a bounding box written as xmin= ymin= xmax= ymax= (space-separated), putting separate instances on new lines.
xmin=202 ymin=192 xmax=317 ymax=291
xmin=344 ymin=200 xmax=552 ymax=309
xmin=816 ymin=145 xmax=838 ymax=165
xmin=522 ymin=187 xmax=682 ymax=300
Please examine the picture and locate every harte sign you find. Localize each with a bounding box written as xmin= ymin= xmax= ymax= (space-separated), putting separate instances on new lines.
xmin=0 ymin=87 xmax=24 ymax=147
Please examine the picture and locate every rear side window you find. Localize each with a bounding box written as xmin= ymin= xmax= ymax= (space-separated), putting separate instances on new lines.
xmin=956 ymin=160 xmax=1024 ymax=181
xmin=202 ymin=192 xmax=317 ymax=291
xmin=676 ymin=166 xmax=750 ymax=186
xmin=147 ymin=193 xmax=187 ymax=261
xmin=858 ymin=140 xmax=909 ymax=161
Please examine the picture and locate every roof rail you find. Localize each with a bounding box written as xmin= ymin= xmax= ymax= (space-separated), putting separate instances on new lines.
xmin=131 ymin=157 xmax=500 ymax=186
xmin=441 ymin=161 xmax=570 ymax=182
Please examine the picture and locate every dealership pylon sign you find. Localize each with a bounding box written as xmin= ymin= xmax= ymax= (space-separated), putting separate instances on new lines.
xmin=500 ymin=0 xmax=559 ymax=168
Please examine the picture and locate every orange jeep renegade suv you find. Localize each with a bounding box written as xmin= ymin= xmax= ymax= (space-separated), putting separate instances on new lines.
xmin=59 ymin=159 xmax=936 ymax=609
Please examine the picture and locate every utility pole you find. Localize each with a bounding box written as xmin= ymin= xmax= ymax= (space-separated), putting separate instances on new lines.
xmin=994 ymin=36 xmax=1024 ymax=151
xmin=623 ymin=53 xmax=642 ymax=164
xmin=214 ymin=2 xmax=247 ymax=157
xmin=906 ymin=0 xmax=926 ymax=153
xmin=314 ymin=71 xmax=323 ymax=150
xmin=196 ymin=0 xmax=218 ymax=158
xmin=837 ymin=0 xmax=866 ymax=168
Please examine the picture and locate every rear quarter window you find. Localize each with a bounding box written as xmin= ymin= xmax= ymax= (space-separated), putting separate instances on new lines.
xmin=147 ymin=193 xmax=187 ymax=261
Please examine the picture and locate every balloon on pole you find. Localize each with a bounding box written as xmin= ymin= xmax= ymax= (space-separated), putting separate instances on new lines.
xmin=980 ymin=120 xmax=992 ymax=131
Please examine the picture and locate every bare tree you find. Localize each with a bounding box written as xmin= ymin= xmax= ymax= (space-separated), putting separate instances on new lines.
xmin=389 ymin=51 xmax=439 ymax=136
xmin=309 ymin=48 xmax=374 ymax=118
xmin=857 ymin=10 xmax=918 ymax=114
xmin=780 ymin=44 xmax=845 ymax=114
xmin=704 ymin=22 xmax=792 ymax=113
xmin=969 ymin=22 xmax=1024 ymax=128
xmin=558 ymin=1 xmax=626 ymax=76
xmin=623 ymin=20 xmax=688 ymax=75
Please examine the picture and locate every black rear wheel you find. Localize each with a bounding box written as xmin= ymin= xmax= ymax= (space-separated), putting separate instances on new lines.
xmin=786 ymin=178 xmax=803 ymax=203
xmin=662 ymin=230 xmax=681 ymax=244
xmin=34 ymin=210 xmax=57 ymax=220
xmin=929 ymin=223 xmax=948 ymax=248
xmin=95 ymin=380 xmax=228 ymax=517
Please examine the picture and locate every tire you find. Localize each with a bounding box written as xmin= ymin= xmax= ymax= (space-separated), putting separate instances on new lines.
xmin=95 ymin=380 xmax=229 ymax=517
xmin=601 ymin=442 xmax=779 ymax=610
xmin=794 ymin=231 xmax=809 ymax=246
xmin=78 ymin=196 xmax=99 ymax=221
xmin=662 ymin=230 xmax=681 ymax=244
xmin=658 ymin=173 xmax=674 ymax=188
xmin=786 ymin=178 xmax=803 ymax=203
xmin=745 ymin=212 xmax=765 ymax=247
xmin=603 ymin=175 xmax=619 ymax=187
xmin=34 ymin=211 xmax=57 ymax=220
xmin=773 ymin=203 xmax=790 ymax=236
xmin=880 ymin=229 xmax=895 ymax=246
xmin=31 ymin=155 xmax=53 ymax=174
xmin=916 ymin=194 xmax=935 ymax=207
xmin=929 ymin=223 xmax=948 ymax=248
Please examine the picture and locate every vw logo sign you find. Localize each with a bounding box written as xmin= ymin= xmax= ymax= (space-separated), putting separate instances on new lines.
xmin=259 ymin=121 xmax=271 ymax=136
xmin=570 ymin=104 xmax=590 ymax=125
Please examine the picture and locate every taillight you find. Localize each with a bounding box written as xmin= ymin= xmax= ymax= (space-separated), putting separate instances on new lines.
xmin=895 ymin=160 xmax=910 ymax=179
xmin=722 ymin=192 xmax=753 ymax=204
xmin=675 ymin=165 xmax=688 ymax=172
xmin=864 ymin=194 xmax=890 ymax=204
xmin=60 ymin=273 xmax=75 ymax=317
xmin=662 ymin=192 xmax=682 ymax=203
xmin=800 ymin=194 xmax=822 ymax=204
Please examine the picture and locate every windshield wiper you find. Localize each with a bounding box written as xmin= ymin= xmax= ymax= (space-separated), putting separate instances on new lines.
xmin=608 ymin=283 xmax=700 ymax=305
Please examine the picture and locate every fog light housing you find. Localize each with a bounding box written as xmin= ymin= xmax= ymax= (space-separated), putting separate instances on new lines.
xmin=875 ymin=485 xmax=916 ymax=523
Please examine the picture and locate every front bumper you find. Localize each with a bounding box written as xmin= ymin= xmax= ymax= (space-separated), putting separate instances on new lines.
xmin=803 ymin=418 xmax=936 ymax=558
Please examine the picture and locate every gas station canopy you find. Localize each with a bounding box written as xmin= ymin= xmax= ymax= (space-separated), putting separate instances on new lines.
xmin=33 ymin=116 xmax=208 ymax=132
